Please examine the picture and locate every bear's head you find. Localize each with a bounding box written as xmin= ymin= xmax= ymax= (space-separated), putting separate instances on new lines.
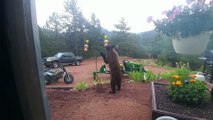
xmin=105 ymin=44 xmax=115 ymax=51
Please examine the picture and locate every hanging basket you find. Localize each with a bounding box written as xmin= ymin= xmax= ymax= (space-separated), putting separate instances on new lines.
xmin=172 ymin=32 xmax=212 ymax=55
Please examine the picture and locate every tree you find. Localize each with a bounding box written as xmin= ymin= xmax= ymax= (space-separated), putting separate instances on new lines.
xmin=40 ymin=0 xmax=105 ymax=59
xmin=84 ymin=13 xmax=104 ymax=58
xmin=39 ymin=27 xmax=68 ymax=57
xmin=111 ymin=18 xmax=137 ymax=56
xmin=62 ymin=0 xmax=89 ymax=55
xmin=114 ymin=17 xmax=130 ymax=33
xmin=45 ymin=12 xmax=63 ymax=34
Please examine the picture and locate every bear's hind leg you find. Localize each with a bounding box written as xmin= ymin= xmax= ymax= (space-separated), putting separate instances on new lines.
xmin=116 ymin=79 xmax=121 ymax=91
xmin=109 ymin=78 xmax=116 ymax=93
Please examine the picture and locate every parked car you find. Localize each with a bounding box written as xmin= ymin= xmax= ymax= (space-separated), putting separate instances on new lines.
xmin=43 ymin=52 xmax=83 ymax=68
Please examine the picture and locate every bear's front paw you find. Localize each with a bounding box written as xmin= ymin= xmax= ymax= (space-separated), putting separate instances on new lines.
xmin=100 ymin=52 xmax=104 ymax=56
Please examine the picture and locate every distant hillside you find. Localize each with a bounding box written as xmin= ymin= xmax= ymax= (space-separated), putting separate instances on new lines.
xmin=101 ymin=28 xmax=159 ymax=43
xmin=137 ymin=30 xmax=158 ymax=43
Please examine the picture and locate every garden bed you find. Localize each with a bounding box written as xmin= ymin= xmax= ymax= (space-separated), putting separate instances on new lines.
xmin=151 ymin=82 xmax=213 ymax=120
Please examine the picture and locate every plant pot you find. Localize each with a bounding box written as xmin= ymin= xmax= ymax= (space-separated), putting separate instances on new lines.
xmin=172 ymin=32 xmax=212 ymax=55
xmin=151 ymin=82 xmax=213 ymax=120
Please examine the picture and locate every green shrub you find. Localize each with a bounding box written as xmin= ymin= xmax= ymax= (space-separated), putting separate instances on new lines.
xmin=160 ymin=67 xmax=190 ymax=82
xmin=168 ymin=80 xmax=210 ymax=106
xmin=129 ymin=70 xmax=161 ymax=83
xmin=160 ymin=72 xmax=173 ymax=81
xmin=129 ymin=71 xmax=145 ymax=82
xmin=167 ymin=68 xmax=210 ymax=106
xmin=172 ymin=68 xmax=190 ymax=81
xmin=144 ymin=70 xmax=161 ymax=82
xmin=74 ymin=82 xmax=88 ymax=91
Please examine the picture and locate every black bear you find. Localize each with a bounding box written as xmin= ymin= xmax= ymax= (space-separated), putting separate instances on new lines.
xmin=100 ymin=45 xmax=122 ymax=93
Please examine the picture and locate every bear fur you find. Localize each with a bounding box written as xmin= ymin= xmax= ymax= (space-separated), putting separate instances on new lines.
xmin=100 ymin=45 xmax=122 ymax=93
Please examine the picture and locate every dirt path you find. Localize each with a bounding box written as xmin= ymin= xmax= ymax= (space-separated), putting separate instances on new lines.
xmin=47 ymin=82 xmax=152 ymax=120
xmin=46 ymin=57 xmax=168 ymax=120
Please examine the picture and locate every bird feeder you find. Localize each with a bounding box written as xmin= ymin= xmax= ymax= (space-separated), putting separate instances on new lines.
xmin=84 ymin=44 xmax=88 ymax=52
xmin=104 ymin=39 xmax=109 ymax=47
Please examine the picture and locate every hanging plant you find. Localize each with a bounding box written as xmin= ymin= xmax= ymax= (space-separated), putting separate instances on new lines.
xmin=148 ymin=0 xmax=213 ymax=38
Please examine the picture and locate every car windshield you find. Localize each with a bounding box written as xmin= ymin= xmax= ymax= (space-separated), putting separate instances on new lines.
xmin=54 ymin=53 xmax=63 ymax=58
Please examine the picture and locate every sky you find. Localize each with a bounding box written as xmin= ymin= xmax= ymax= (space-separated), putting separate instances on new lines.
xmin=35 ymin=0 xmax=186 ymax=33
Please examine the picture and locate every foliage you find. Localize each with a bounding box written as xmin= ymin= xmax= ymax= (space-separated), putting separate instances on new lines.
xmin=160 ymin=66 xmax=190 ymax=81
xmin=160 ymin=72 xmax=174 ymax=81
xmin=45 ymin=12 xmax=63 ymax=33
xmin=110 ymin=18 xmax=144 ymax=58
xmin=129 ymin=71 xmax=145 ymax=82
xmin=74 ymin=82 xmax=88 ymax=91
xmin=149 ymin=0 xmax=213 ymax=38
xmin=144 ymin=71 xmax=161 ymax=82
xmin=167 ymin=68 xmax=210 ymax=106
xmin=178 ymin=56 xmax=203 ymax=70
xmin=39 ymin=0 xmax=105 ymax=58
xmin=114 ymin=18 xmax=131 ymax=33
xmin=39 ymin=27 xmax=69 ymax=57
xmin=156 ymin=44 xmax=203 ymax=70
xmin=129 ymin=70 xmax=161 ymax=83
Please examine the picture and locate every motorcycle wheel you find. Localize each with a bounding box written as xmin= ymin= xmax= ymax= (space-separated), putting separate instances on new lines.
xmin=64 ymin=74 xmax=74 ymax=84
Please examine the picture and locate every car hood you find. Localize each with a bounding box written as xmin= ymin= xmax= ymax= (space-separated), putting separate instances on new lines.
xmin=45 ymin=57 xmax=59 ymax=62
xmin=76 ymin=56 xmax=83 ymax=59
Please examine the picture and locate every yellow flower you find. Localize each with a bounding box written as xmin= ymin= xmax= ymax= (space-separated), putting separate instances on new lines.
xmin=175 ymin=80 xmax=182 ymax=86
xmin=190 ymin=79 xmax=196 ymax=83
xmin=190 ymin=74 xmax=196 ymax=79
xmin=172 ymin=82 xmax=176 ymax=85
xmin=172 ymin=75 xmax=181 ymax=79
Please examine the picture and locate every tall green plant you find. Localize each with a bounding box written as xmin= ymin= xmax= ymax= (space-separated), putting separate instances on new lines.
xmin=129 ymin=71 xmax=145 ymax=82
xmin=74 ymin=82 xmax=88 ymax=91
xmin=144 ymin=71 xmax=161 ymax=82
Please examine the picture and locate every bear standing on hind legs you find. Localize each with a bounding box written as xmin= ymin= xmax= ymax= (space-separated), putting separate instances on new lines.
xmin=100 ymin=45 xmax=123 ymax=93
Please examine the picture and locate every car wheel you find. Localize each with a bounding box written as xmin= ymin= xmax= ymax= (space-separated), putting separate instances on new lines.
xmin=64 ymin=74 xmax=74 ymax=84
xmin=44 ymin=75 xmax=51 ymax=85
xmin=44 ymin=64 xmax=50 ymax=68
xmin=75 ymin=60 xmax=80 ymax=66
xmin=52 ymin=61 xmax=60 ymax=68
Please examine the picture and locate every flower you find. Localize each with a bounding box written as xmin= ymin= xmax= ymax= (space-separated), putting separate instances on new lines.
xmin=190 ymin=79 xmax=196 ymax=83
xmin=149 ymin=0 xmax=213 ymax=38
xmin=172 ymin=75 xmax=181 ymax=79
xmin=190 ymin=74 xmax=197 ymax=79
xmin=175 ymin=80 xmax=182 ymax=86
xmin=172 ymin=82 xmax=176 ymax=85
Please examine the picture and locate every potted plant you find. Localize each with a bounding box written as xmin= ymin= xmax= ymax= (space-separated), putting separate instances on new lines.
xmin=148 ymin=0 xmax=213 ymax=55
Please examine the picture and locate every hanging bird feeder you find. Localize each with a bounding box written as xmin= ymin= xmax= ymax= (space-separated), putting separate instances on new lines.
xmin=104 ymin=39 xmax=109 ymax=47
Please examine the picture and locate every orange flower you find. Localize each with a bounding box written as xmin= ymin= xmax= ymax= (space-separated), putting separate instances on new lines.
xmin=190 ymin=74 xmax=197 ymax=79
xmin=190 ymin=79 xmax=196 ymax=83
xmin=172 ymin=75 xmax=181 ymax=79
xmin=175 ymin=80 xmax=182 ymax=86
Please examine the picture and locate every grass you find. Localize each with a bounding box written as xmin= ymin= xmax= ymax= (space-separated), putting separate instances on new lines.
xmin=129 ymin=71 xmax=145 ymax=83
xmin=93 ymin=78 xmax=110 ymax=85
xmin=74 ymin=82 xmax=88 ymax=91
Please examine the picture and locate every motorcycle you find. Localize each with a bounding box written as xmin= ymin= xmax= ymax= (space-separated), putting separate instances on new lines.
xmin=43 ymin=65 xmax=74 ymax=85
